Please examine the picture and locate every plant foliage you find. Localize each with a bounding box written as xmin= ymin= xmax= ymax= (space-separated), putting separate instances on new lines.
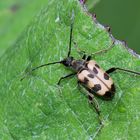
xmin=0 ymin=0 xmax=140 ymax=139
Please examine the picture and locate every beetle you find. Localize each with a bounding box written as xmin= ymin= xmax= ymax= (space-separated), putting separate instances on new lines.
xmin=21 ymin=13 xmax=140 ymax=124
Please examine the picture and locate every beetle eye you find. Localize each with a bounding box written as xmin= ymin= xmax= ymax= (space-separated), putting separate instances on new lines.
xmin=62 ymin=59 xmax=69 ymax=66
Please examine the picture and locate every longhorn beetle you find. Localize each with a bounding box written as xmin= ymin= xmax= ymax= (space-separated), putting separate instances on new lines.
xmin=21 ymin=12 xmax=140 ymax=124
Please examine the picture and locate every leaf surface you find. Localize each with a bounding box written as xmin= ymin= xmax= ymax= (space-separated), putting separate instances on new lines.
xmin=0 ymin=0 xmax=50 ymax=56
xmin=0 ymin=0 xmax=140 ymax=139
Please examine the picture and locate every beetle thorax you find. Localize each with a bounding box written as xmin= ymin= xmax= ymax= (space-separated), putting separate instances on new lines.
xmin=61 ymin=57 xmax=85 ymax=72
xmin=71 ymin=60 xmax=85 ymax=72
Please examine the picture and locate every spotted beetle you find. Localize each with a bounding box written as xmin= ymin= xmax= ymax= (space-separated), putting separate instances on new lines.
xmin=21 ymin=12 xmax=140 ymax=123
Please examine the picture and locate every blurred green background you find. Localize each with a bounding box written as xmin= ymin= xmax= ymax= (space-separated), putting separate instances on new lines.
xmin=0 ymin=0 xmax=140 ymax=57
xmin=87 ymin=0 xmax=140 ymax=54
xmin=0 ymin=0 xmax=49 ymax=56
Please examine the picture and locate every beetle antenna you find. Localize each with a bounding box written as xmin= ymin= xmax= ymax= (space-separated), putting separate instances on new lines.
xmin=20 ymin=61 xmax=62 ymax=81
xmin=116 ymin=68 xmax=140 ymax=75
xmin=106 ymin=67 xmax=140 ymax=75
xmin=67 ymin=10 xmax=74 ymax=57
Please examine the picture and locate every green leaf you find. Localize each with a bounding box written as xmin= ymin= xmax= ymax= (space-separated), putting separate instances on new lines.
xmin=0 ymin=0 xmax=140 ymax=139
xmin=0 ymin=0 xmax=51 ymax=56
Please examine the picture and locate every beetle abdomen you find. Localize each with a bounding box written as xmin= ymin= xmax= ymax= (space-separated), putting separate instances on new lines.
xmin=77 ymin=60 xmax=115 ymax=100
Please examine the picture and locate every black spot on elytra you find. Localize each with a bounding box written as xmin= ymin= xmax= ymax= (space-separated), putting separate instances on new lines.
xmin=104 ymin=73 xmax=109 ymax=80
xmin=87 ymin=73 xmax=94 ymax=78
xmin=92 ymin=84 xmax=101 ymax=92
xmin=83 ymin=77 xmax=89 ymax=84
xmin=93 ymin=67 xmax=98 ymax=74
xmin=102 ymin=84 xmax=115 ymax=100
xmin=95 ymin=64 xmax=100 ymax=68
xmin=103 ymin=91 xmax=112 ymax=99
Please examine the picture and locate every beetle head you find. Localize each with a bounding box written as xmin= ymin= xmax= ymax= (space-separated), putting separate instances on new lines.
xmin=61 ymin=57 xmax=74 ymax=67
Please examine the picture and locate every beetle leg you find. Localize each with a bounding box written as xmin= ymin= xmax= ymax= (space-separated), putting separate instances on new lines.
xmin=88 ymin=93 xmax=100 ymax=115
xmin=86 ymin=56 xmax=91 ymax=61
xmin=82 ymin=54 xmax=86 ymax=60
xmin=57 ymin=73 xmax=76 ymax=85
xmin=73 ymin=41 xmax=91 ymax=61
xmin=73 ymin=40 xmax=86 ymax=56
xmin=106 ymin=67 xmax=140 ymax=75
xmin=78 ymin=81 xmax=103 ymax=124
xmin=88 ymin=93 xmax=103 ymax=124
xmin=73 ymin=40 xmax=115 ymax=58
xmin=91 ymin=41 xmax=115 ymax=56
